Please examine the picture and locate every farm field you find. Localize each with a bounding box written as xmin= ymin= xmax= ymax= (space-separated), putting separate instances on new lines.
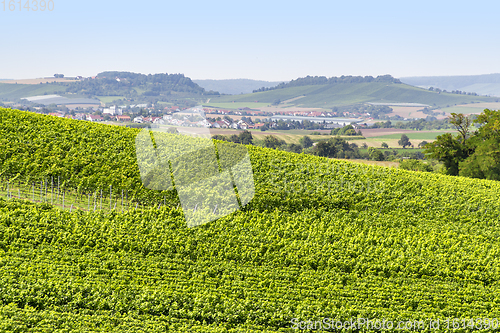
xmin=96 ymin=96 xmax=125 ymax=104
xmin=209 ymin=128 xmax=359 ymax=145
xmin=2 ymin=108 xmax=500 ymax=331
xmin=386 ymin=106 xmax=429 ymax=119
xmin=439 ymin=102 xmax=500 ymax=115
xmin=209 ymin=128 xmax=454 ymax=147
xmin=369 ymin=131 xmax=453 ymax=140
xmin=352 ymin=129 xmax=456 ymax=148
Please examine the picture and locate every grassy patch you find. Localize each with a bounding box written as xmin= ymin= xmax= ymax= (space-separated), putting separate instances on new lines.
xmin=96 ymin=96 xmax=125 ymax=104
xmin=368 ymin=131 xmax=453 ymax=140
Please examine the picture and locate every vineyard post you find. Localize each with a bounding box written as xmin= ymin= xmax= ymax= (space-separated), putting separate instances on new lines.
xmin=58 ymin=176 xmax=60 ymax=199
xmin=32 ymin=183 xmax=34 ymax=202
xmin=100 ymin=189 xmax=102 ymax=211
xmin=63 ymin=191 xmax=65 ymax=209
xmin=18 ymin=188 xmax=20 ymax=200
xmin=51 ymin=177 xmax=53 ymax=205
xmin=7 ymin=181 xmax=9 ymax=199
xmin=121 ymin=190 xmax=124 ymax=212
xmin=88 ymin=193 xmax=90 ymax=211
xmin=110 ymin=185 xmax=112 ymax=211
xmin=40 ymin=181 xmax=42 ymax=202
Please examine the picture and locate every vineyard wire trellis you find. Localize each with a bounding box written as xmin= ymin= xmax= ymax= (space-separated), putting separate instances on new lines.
xmin=0 ymin=176 xmax=176 ymax=213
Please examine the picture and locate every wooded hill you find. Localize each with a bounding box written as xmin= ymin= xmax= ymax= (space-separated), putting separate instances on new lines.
xmin=0 ymin=72 xmax=220 ymax=105
xmin=210 ymin=75 xmax=498 ymax=108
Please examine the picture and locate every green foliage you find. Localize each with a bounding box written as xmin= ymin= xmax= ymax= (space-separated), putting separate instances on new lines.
xmin=330 ymin=125 xmax=359 ymax=136
xmin=381 ymin=142 xmax=389 ymax=148
xmin=398 ymin=134 xmax=412 ymax=148
xmin=312 ymin=137 xmax=359 ymax=159
xmin=263 ymin=135 xmax=286 ymax=149
xmin=424 ymin=133 xmax=470 ymax=176
xmin=284 ymin=143 xmax=302 ymax=154
xmin=238 ymin=130 xmax=254 ymax=145
xmin=418 ymin=140 xmax=428 ymax=148
xmin=368 ymin=147 xmax=385 ymax=161
xmin=459 ymin=109 xmax=500 ymax=180
xmin=399 ymin=159 xmax=433 ymax=172
xmin=299 ymin=136 xmax=313 ymax=148
xmin=254 ymin=74 xmax=401 ymax=92
xmin=424 ymin=109 xmax=500 ymax=179
xmin=211 ymin=130 xmax=253 ymax=145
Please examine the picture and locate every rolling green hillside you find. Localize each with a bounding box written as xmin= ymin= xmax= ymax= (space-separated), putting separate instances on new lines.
xmin=0 ymin=82 xmax=66 ymax=100
xmin=2 ymin=108 xmax=500 ymax=331
xmin=209 ymin=81 xmax=497 ymax=108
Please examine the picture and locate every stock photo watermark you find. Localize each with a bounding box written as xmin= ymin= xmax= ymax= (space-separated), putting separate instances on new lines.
xmin=291 ymin=317 xmax=500 ymax=331
xmin=1 ymin=0 xmax=54 ymax=11
xmin=135 ymin=106 xmax=255 ymax=228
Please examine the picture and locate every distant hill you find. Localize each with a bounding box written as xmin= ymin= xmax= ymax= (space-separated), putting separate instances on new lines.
xmin=0 ymin=82 xmax=67 ymax=101
xmin=193 ymin=79 xmax=282 ymax=95
xmin=209 ymin=75 xmax=498 ymax=108
xmin=400 ymin=74 xmax=500 ymax=97
xmin=0 ymin=72 xmax=219 ymax=105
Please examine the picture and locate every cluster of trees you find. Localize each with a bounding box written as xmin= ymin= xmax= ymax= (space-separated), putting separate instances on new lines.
xmin=399 ymin=159 xmax=433 ymax=172
xmin=253 ymin=75 xmax=401 ymax=92
xmin=370 ymin=118 xmax=455 ymax=131
xmin=211 ymin=129 xmax=428 ymax=162
xmin=428 ymin=87 xmax=478 ymax=96
xmin=424 ymin=110 xmax=500 ymax=180
xmin=312 ymin=138 xmax=360 ymax=159
xmin=212 ymin=130 xmax=254 ymax=145
xmin=63 ymin=72 xmax=219 ymax=99
xmin=330 ymin=125 xmax=362 ymax=136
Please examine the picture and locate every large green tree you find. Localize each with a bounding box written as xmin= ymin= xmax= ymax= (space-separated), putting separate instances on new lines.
xmin=299 ymin=136 xmax=313 ymax=148
xmin=424 ymin=133 xmax=471 ymax=176
xmin=459 ymin=109 xmax=500 ymax=180
xmin=424 ymin=110 xmax=500 ymax=179
xmin=398 ymin=134 xmax=411 ymax=148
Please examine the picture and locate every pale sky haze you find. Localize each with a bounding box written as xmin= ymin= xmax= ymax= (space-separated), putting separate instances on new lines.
xmin=1 ymin=0 xmax=499 ymax=81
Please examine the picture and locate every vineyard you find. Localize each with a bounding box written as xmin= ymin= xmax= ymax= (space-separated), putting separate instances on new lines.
xmin=2 ymin=108 xmax=500 ymax=332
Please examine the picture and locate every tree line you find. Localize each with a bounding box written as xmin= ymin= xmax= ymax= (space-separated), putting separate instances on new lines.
xmin=253 ymin=75 xmax=401 ymax=92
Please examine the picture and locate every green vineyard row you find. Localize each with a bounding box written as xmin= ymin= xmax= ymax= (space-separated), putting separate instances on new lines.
xmin=2 ymin=108 xmax=500 ymax=332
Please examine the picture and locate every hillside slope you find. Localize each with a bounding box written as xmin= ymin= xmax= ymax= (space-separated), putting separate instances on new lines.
xmin=0 ymin=72 xmax=218 ymax=104
xmin=1 ymin=108 xmax=500 ymax=331
xmin=401 ymin=73 xmax=500 ymax=97
xmin=209 ymin=81 xmax=497 ymax=108
xmin=0 ymin=82 xmax=66 ymax=100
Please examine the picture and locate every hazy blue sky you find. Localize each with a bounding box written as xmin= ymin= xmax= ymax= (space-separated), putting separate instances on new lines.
xmin=1 ymin=0 xmax=499 ymax=81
